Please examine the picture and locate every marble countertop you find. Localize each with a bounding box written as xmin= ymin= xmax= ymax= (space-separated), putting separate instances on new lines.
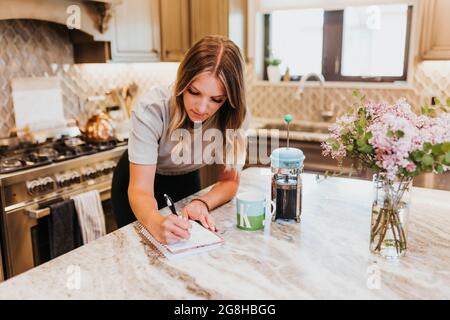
xmin=0 ymin=168 xmax=449 ymax=299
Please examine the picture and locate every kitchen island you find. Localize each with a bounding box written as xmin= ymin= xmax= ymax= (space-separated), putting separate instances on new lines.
xmin=0 ymin=168 xmax=449 ymax=299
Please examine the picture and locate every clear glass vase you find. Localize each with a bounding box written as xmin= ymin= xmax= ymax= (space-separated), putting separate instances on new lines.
xmin=370 ymin=174 xmax=413 ymax=259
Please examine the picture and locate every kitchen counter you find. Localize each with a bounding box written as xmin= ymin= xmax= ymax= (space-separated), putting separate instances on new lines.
xmin=0 ymin=168 xmax=449 ymax=299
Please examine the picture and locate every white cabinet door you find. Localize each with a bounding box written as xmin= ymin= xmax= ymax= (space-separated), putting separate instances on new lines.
xmin=109 ymin=0 xmax=161 ymax=62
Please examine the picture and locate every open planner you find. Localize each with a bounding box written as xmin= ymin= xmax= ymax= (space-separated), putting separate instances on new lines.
xmin=135 ymin=220 xmax=224 ymax=260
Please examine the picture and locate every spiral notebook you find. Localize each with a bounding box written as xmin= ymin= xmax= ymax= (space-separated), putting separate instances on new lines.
xmin=135 ymin=221 xmax=224 ymax=260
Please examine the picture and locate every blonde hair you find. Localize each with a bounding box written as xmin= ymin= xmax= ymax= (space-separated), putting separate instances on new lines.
xmin=168 ymin=35 xmax=247 ymax=169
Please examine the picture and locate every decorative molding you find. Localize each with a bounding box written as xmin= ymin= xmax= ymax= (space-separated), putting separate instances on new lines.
xmin=94 ymin=2 xmax=118 ymax=33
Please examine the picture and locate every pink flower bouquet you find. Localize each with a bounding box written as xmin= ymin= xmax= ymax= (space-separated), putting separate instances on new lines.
xmin=322 ymin=92 xmax=449 ymax=258
xmin=322 ymin=94 xmax=450 ymax=181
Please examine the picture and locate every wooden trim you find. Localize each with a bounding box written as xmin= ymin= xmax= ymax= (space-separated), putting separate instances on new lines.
xmin=263 ymin=14 xmax=271 ymax=81
xmin=420 ymin=0 xmax=450 ymax=60
xmin=322 ymin=10 xmax=343 ymax=81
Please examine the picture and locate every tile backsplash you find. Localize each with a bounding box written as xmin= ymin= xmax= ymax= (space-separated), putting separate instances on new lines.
xmin=1 ymin=19 xmax=449 ymax=136
xmin=246 ymin=60 xmax=450 ymax=122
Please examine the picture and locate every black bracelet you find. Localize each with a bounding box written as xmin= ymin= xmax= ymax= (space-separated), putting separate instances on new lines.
xmin=190 ymin=198 xmax=210 ymax=212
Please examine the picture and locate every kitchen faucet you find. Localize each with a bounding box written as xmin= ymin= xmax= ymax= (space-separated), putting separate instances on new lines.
xmin=296 ymin=72 xmax=334 ymax=121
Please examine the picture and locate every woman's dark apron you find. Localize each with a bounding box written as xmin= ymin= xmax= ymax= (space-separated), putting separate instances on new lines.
xmin=111 ymin=150 xmax=201 ymax=228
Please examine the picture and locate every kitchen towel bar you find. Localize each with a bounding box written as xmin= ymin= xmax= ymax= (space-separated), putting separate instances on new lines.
xmin=24 ymin=186 xmax=111 ymax=219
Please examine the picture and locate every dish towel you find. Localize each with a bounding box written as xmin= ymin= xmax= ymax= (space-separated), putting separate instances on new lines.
xmin=71 ymin=190 xmax=106 ymax=244
xmin=48 ymin=199 xmax=83 ymax=259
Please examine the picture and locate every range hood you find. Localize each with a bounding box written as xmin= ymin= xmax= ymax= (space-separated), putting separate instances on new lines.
xmin=0 ymin=0 xmax=120 ymax=37
xmin=0 ymin=0 xmax=121 ymax=62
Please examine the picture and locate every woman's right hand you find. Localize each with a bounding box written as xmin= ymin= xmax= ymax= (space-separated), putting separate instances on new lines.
xmin=148 ymin=214 xmax=192 ymax=245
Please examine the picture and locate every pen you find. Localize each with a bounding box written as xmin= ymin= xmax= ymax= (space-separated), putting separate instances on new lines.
xmin=164 ymin=194 xmax=180 ymax=217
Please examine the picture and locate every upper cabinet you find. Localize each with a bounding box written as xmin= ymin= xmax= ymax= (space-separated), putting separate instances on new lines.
xmin=80 ymin=0 xmax=247 ymax=63
xmin=419 ymin=0 xmax=450 ymax=60
xmin=160 ymin=0 xmax=247 ymax=62
xmin=108 ymin=0 xmax=161 ymax=62
xmin=160 ymin=0 xmax=191 ymax=61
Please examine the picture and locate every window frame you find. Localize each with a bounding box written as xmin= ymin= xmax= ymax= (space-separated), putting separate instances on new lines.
xmin=263 ymin=5 xmax=413 ymax=83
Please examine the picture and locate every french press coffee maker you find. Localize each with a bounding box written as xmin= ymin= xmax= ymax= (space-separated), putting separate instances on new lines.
xmin=270 ymin=115 xmax=305 ymax=222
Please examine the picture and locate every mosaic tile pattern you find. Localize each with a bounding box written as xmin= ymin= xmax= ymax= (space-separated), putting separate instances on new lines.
xmin=0 ymin=20 xmax=73 ymax=137
xmin=0 ymin=19 xmax=449 ymax=136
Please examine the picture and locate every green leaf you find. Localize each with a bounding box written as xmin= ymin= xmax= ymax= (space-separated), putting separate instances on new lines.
xmin=346 ymin=145 xmax=354 ymax=152
xmin=442 ymin=142 xmax=450 ymax=153
xmin=447 ymin=99 xmax=450 ymax=108
xmin=433 ymin=97 xmax=441 ymax=106
xmin=432 ymin=144 xmax=443 ymax=156
xmin=412 ymin=151 xmax=423 ymax=162
xmin=359 ymin=144 xmax=373 ymax=154
xmin=396 ymin=130 xmax=405 ymax=139
xmin=422 ymin=154 xmax=434 ymax=166
xmin=357 ymin=138 xmax=366 ymax=147
xmin=387 ymin=129 xmax=394 ymax=138
xmin=445 ymin=151 xmax=450 ymax=166
xmin=424 ymin=143 xmax=433 ymax=152
xmin=436 ymin=164 xmax=444 ymax=174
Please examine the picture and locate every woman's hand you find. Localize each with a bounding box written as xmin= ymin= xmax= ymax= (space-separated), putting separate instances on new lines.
xmin=182 ymin=200 xmax=216 ymax=231
xmin=147 ymin=214 xmax=192 ymax=245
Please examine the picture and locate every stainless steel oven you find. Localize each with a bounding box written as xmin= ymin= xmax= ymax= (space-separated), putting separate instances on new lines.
xmin=0 ymin=145 xmax=126 ymax=280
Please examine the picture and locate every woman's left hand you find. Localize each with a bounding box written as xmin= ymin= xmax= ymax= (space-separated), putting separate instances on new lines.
xmin=182 ymin=200 xmax=216 ymax=232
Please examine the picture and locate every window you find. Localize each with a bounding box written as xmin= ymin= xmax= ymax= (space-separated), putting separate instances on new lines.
xmin=264 ymin=4 xmax=412 ymax=82
xmin=271 ymin=9 xmax=324 ymax=76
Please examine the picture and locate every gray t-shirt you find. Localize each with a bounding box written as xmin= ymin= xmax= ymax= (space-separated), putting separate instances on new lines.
xmin=128 ymin=85 xmax=250 ymax=175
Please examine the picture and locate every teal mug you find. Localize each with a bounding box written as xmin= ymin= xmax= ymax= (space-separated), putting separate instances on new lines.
xmin=236 ymin=192 xmax=276 ymax=231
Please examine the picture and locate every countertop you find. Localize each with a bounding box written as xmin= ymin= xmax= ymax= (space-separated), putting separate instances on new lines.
xmin=0 ymin=168 xmax=449 ymax=299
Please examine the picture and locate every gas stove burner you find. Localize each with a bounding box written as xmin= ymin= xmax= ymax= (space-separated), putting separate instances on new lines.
xmin=0 ymin=135 xmax=123 ymax=174
xmin=89 ymin=140 xmax=117 ymax=151
xmin=37 ymin=147 xmax=59 ymax=159
xmin=63 ymin=137 xmax=85 ymax=148
xmin=1 ymin=158 xmax=24 ymax=169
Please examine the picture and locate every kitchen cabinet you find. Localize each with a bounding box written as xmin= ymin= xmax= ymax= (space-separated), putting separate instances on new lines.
xmin=160 ymin=0 xmax=247 ymax=62
xmin=159 ymin=0 xmax=190 ymax=61
xmin=108 ymin=0 xmax=161 ymax=62
xmin=419 ymin=0 xmax=450 ymax=60
xmin=191 ymin=0 xmax=247 ymax=57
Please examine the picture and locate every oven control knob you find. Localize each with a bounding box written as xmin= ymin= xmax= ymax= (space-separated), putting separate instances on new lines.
xmin=82 ymin=168 xmax=97 ymax=180
xmin=69 ymin=171 xmax=81 ymax=185
xmin=56 ymin=174 xmax=68 ymax=187
xmin=42 ymin=177 xmax=55 ymax=192
xmin=26 ymin=180 xmax=40 ymax=195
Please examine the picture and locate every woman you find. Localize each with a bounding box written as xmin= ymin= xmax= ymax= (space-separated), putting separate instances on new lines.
xmin=112 ymin=35 xmax=248 ymax=245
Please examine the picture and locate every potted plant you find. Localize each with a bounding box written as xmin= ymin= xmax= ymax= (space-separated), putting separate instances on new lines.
xmin=265 ymin=49 xmax=282 ymax=83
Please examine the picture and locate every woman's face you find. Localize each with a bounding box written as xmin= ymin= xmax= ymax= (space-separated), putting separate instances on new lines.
xmin=183 ymin=73 xmax=227 ymax=123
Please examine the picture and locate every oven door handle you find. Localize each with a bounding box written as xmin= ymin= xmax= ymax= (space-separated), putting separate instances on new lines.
xmin=22 ymin=186 xmax=111 ymax=219
xmin=24 ymin=207 xmax=51 ymax=219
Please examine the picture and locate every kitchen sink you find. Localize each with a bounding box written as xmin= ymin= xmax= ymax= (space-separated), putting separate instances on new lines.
xmin=259 ymin=122 xmax=330 ymax=134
